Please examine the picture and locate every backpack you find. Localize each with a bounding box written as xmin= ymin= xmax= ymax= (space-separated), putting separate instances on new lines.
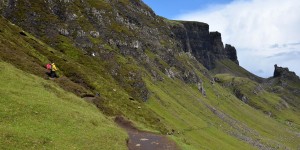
xmin=46 ymin=63 xmax=52 ymax=70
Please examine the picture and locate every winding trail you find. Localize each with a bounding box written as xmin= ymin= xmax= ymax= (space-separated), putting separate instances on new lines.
xmin=115 ymin=116 xmax=179 ymax=150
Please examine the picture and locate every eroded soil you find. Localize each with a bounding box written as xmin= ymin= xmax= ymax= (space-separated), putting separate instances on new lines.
xmin=115 ymin=116 xmax=179 ymax=150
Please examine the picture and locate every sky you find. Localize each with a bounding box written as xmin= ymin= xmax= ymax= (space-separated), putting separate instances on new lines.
xmin=142 ymin=0 xmax=300 ymax=78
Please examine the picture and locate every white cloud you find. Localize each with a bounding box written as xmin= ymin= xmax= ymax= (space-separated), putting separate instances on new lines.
xmin=175 ymin=0 xmax=300 ymax=77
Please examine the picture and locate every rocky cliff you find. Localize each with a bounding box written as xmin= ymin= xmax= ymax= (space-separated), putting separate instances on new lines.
xmin=0 ymin=0 xmax=238 ymax=71
xmin=273 ymin=64 xmax=299 ymax=79
xmin=171 ymin=21 xmax=239 ymax=69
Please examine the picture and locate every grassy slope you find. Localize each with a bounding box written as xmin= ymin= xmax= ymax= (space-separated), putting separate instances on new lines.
xmin=264 ymin=76 xmax=300 ymax=109
xmin=0 ymin=62 xmax=127 ymax=149
xmin=212 ymin=59 xmax=264 ymax=82
xmin=145 ymin=79 xmax=254 ymax=150
xmin=0 ymin=15 xmax=167 ymax=132
xmin=145 ymin=74 xmax=300 ymax=149
xmin=214 ymin=73 xmax=300 ymax=126
xmin=213 ymin=73 xmax=300 ymax=148
xmin=142 ymin=54 xmax=300 ymax=149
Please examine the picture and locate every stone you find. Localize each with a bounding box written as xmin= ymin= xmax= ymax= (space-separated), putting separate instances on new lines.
xmin=77 ymin=30 xmax=86 ymax=37
xmin=198 ymin=82 xmax=206 ymax=97
xmin=90 ymin=31 xmax=100 ymax=38
xmin=132 ymin=40 xmax=140 ymax=49
xmin=58 ymin=28 xmax=69 ymax=36
xmin=165 ymin=68 xmax=176 ymax=79
xmin=140 ymin=138 xmax=149 ymax=141
xmin=234 ymin=89 xmax=248 ymax=103
xmin=68 ymin=13 xmax=78 ymax=21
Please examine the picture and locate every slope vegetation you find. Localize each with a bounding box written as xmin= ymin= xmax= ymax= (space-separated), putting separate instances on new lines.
xmin=0 ymin=61 xmax=127 ymax=149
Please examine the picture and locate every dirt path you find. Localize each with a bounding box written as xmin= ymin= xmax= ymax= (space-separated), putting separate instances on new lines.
xmin=115 ymin=116 xmax=179 ymax=150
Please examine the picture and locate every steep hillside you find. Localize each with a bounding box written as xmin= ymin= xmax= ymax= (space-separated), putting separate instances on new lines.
xmin=0 ymin=0 xmax=300 ymax=150
xmin=0 ymin=61 xmax=128 ymax=149
xmin=212 ymin=59 xmax=264 ymax=82
xmin=214 ymin=73 xmax=300 ymax=126
xmin=265 ymin=65 xmax=300 ymax=109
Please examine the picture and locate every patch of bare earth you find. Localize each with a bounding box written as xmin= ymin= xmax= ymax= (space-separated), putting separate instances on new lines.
xmin=115 ymin=116 xmax=180 ymax=150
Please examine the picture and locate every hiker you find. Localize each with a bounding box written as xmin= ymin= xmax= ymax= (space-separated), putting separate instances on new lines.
xmin=46 ymin=63 xmax=52 ymax=75
xmin=50 ymin=62 xmax=58 ymax=78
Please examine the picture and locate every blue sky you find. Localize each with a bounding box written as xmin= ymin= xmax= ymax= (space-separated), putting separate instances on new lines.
xmin=143 ymin=0 xmax=234 ymax=19
xmin=142 ymin=0 xmax=300 ymax=78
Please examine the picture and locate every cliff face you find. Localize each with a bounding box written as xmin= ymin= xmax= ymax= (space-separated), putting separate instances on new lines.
xmin=171 ymin=21 xmax=239 ymax=69
xmin=225 ymin=44 xmax=239 ymax=65
xmin=0 ymin=0 xmax=239 ymax=71
xmin=273 ymin=64 xmax=298 ymax=79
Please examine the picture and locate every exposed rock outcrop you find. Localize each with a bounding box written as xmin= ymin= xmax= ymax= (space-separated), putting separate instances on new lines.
xmin=198 ymin=83 xmax=206 ymax=97
xmin=273 ymin=64 xmax=299 ymax=79
xmin=171 ymin=21 xmax=239 ymax=69
xmin=234 ymin=89 xmax=249 ymax=103
xmin=225 ymin=44 xmax=239 ymax=65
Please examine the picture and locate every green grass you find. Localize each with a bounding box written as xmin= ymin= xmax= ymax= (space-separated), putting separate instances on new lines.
xmin=0 ymin=62 xmax=128 ymax=149
xmin=212 ymin=59 xmax=263 ymax=82
xmin=144 ymin=77 xmax=257 ymax=150
xmin=142 ymin=64 xmax=300 ymax=150
xmin=213 ymin=73 xmax=300 ymax=148
xmin=214 ymin=73 xmax=300 ymax=125
xmin=86 ymin=0 xmax=112 ymax=10
xmin=0 ymin=15 xmax=169 ymax=134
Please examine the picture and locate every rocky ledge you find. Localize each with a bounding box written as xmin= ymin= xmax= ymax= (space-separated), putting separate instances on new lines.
xmin=273 ymin=64 xmax=299 ymax=79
